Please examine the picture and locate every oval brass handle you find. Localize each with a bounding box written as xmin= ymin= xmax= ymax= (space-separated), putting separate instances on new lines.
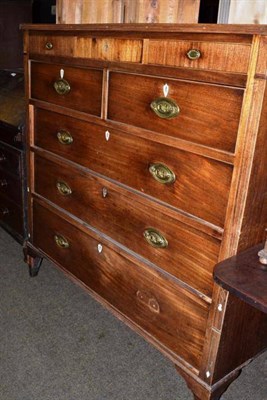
xmin=56 ymin=181 xmax=72 ymax=196
xmin=143 ymin=228 xmax=168 ymax=249
xmin=54 ymin=234 xmax=70 ymax=249
xmin=0 ymin=179 xmax=7 ymax=187
xmin=136 ymin=290 xmax=160 ymax=313
xmin=1 ymin=207 xmax=9 ymax=215
xmin=45 ymin=42 xmax=53 ymax=50
xmin=53 ymin=78 xmax=71 ymax=95
xmin=0 ymin=153 xmax=6 ymax=162
xmin=57 ymin=130 xmax=73 ymax=145
xmin=187 ymin=49 xmax=201 ymax=60
xmin=150 ymin=97 xmax=180 ymax=119
xmin=149 ymin=163 xmax=176 ymax=184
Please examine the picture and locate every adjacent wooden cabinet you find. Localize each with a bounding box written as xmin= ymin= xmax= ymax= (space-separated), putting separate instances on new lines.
xmin=22 ymin=24 xmax=267 ymax=400
xmin=0 ymin=70 xmax=27 ymax=242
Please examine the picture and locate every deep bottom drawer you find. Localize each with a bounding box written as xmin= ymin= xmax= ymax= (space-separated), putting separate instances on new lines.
xmin=32 ymin=200 xmax=209 ymax=370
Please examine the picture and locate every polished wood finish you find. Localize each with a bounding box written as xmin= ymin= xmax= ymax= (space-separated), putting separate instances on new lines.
xmin=20 ymin=23 xmax=267 ymax=34
xmin=34 ymin=153 xmax=220 ymax=297
xmin=108 ymin=72 xmax=243 ymax=152
xmin=145 ymin=39 xmax=251 ymax=73
xmin=22 ymin=24 xmax=267 ymax=400
xmin=29 ymin=34 xmax=143 ymax=63
xmin=33 ymin=108 xmax=233 ymax=228
xmin=32 ymin=199 xmax=209 ymax=370
xmin=31 ymin=62 xmax=103 ymax=115
xmin=214 ymin=243 xmax=267 ymax=313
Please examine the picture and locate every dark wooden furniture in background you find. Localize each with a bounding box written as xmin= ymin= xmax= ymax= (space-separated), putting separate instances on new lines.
xmin=0 ymin=0 xmax=32 ymax=70
xmin=22 ymin=24 xmax=267 ymax=400
xmin=0 ymin=70 xmax=27 ymax=243
xmin=214 ymin=241 xmax=267 ymax=314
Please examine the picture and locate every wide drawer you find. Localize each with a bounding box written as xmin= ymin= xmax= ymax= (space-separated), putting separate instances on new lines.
xmin=108 ymin=72 xmax=244 ymax=153
xmin=0 ymin=193 xmax=23 ymax=236
xmin=31 ymin=62 xmax=103 ymax=115
xmin=29 ymin=34 xmax=143 ymax=63
xmin=34 ymin=154 xmax=220 ymax=297
xmin=0 ymin=143 xmax=21 ymax=175
xmin=0 ymin=169 xmax=22 ymax=205
xmin=34 ymin=108 xmax=233 ymax=228
xmin=146 ymin=39 xmax=251 ymax=74
xmin=32 ymin=200 xmax=209 ymax=370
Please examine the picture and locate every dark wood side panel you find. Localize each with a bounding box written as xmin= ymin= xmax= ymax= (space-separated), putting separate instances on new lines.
xmin=32 ymin=200 xmax=209 ymax=370
xmin=0 ymin=169 xmax=22 ymax=205
xmin=238 ymin=83 xmax=267 ymax=251
xmin=0 ymin=143 xmax=21 ymax=176
xmin=213 ymin=294 xmax=267 ymax=382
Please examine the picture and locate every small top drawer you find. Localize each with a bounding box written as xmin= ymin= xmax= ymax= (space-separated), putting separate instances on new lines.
xmin=0 ymin=193 xmax=23 ymax=236
xmin=29 ymin=34 xmax=143 ymax=63
xmin=145 ymin=39 xmax=251 ymax=74
xmin=31 ymin=62 xmax=103 ymax=115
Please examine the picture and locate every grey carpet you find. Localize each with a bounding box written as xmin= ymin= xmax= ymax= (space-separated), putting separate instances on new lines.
xmin=0 ymin=227 xmax=266 ymax=400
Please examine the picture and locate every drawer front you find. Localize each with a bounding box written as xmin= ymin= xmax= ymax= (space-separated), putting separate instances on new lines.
xmin=146 ymin=40 xmax=251 ymax=73
xmin=0 ymin=193 xmax=23 ymax=236
xmin=34 ymin=109 xmax=233 ymax=227
xmin=108 ymin=72 xmax=243 ymax=153
xmin=0 ymin=169 xmax=22 ymax=205
xmin=29 ymin=34 xmax=143 ymax=63
xmin=0 ymin=143 xmax=21 ymax=175
xmin=32 ymin=200 xmax=209 ymax=370
xmin=31 ymin=62 xmax=103 ymax=115
xmin=34 ymin=155 xmax=220 ymax=297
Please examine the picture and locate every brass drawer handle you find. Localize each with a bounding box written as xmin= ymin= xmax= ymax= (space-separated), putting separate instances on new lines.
xmin=56 ymin=181 xmax=72 ymax=196
xmin=54 ymin=234 xmax=70 ymax=249
xmin=0 ymin=207 xmax=9 ymax=215
xmin=150 ymin=97 xmax=180 ymax=119
xmin=187 ymin=48 xmax=201 ymax=60
xmin=149 ymin=163 xmax=176 ymax=184
xmin=136 ymin=290 xmax=160 ymax=313
xmin=0 ymin=153 xmax=6 ymax=162
xmin=0 ymin=179 xmax=7 ymax=187
xmin=45 ymin=42 xmax=53 ymax=50
xmin=143 ymin=228 xmax=168 ymax=249
xmin=57 ymin=130 xmax=73 ymax=145
xmin=54 ymin=78 xmax=71 ymax=95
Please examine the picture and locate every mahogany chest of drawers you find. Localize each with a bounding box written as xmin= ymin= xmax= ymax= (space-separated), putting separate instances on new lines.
xmin=0 ymin=70 xmax=26 ymax=242
xmin=22 ymin=24 xmax=267 ymax=400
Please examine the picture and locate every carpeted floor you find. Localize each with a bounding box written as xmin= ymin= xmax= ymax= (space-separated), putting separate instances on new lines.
xmin=0 ymin=227 xmax=266 ymax=400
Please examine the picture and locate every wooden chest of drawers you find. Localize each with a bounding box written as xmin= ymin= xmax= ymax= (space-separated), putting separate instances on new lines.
xmin=0 ymin=70 xmax=26 ymax=242
xmin=22 ymin=24 xmax=267 ymax=400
